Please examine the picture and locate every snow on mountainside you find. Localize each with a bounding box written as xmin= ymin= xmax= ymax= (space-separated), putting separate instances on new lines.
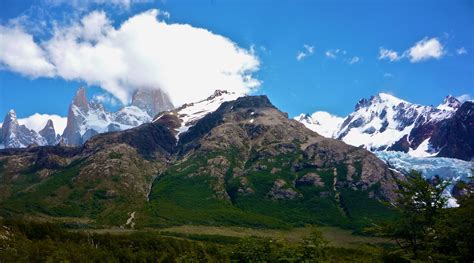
xmin=295 ymin=111 xmax=344 ymax=138
xmin=297 ymin=93 xmax=473 ymax=160
xmin=153 ymin=90 xmax=242 ymax=139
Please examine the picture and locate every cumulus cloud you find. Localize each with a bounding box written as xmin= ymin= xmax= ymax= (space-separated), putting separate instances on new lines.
xmin=296 ymin=44 xmax=314 ymax=61
xmin=406 ymin=37 xmax=444 ymax=62
xmin=379 ymin=37 xmax=445 ymax=63
xmin=17 ymin=113 xmax=68 ymax=135
xmin=456 ymin=47 xmax=467 ymax=55
xmin=0 ymin=26 xmax=55 ymax=77
xmin=378 ymin=48 xmax=401 ymax=62
xmin=0 ymin=9 xmax=261 ymax=106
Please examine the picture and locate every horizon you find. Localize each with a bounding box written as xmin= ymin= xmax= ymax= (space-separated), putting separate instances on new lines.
xmin=1 ymin=0 xmax=473 ymax=123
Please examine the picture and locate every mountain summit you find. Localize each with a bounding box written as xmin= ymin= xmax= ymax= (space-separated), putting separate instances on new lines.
xmin=297 ymin=93 xmax=473 ymax=161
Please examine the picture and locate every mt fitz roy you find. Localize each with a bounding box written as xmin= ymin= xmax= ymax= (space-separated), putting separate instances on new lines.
xmin=1 ymin=88 xmax=173 ymax=148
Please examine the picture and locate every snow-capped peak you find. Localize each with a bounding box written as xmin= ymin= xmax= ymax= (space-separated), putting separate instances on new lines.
xmin=436 ymin=95 xmax=461 ymax=111
xmin=294 ymin=111 xmax=344 ymax=138
xmin=154 ymin=90 xmax=242 ymax=139
xmin=6 ymin=109 xmax=17 ymax=121
xmin=376 ymin=92 xmax=409 ymax=105
xmin=297 ymin=92 xmax=468 ymax=159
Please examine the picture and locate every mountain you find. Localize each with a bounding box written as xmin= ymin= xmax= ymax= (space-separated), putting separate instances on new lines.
xmin=1 ymin=110 xmax=47 ymax=148
xmin=1 ymin=87 xmax=173 ymax=148
xmin=296 ymin=93 xmax=474 ymax=161
xmin=295 ymin=111 xmax=344 ymax=138
xmin=131 ymin=89 xmax=174 ymax=117
xmin=0 ymin=92 xmax=401 ymax=230
xmin=60 ymin=87 xmax=174 ymax=145
xmin=39 ymin=119 xmax=60 ymax=145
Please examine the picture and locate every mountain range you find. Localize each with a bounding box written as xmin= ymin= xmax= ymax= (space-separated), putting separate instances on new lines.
xmin=0 ymin=92 xmax=403 ymax=229
xmin=3 ymin=89 xmax=472 ymax=163
xmin=296 ymin=93 xmax=474 ymax=161
xmin=1 ymin=88 xmax=173 ymax=148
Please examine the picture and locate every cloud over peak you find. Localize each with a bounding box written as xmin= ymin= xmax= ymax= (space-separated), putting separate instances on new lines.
xmin=0 ymin=9 xmax=261 ymax=106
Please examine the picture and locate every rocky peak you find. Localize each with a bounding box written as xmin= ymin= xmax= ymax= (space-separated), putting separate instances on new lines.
xmin=206 ymin=90 xmax=232 ymax=100
xmin=131 ymin=88 xmax=174 ymax=118
xmin=39 ymin=119 xmax=57 ymax=145
xmin=1 ymin=109 xmax=47 ymax=148
xmin=2 ymin=110 xmax=19 ymax=145
xmin=437 ymin=95 xmax=461 ymax=111
xmin=72 ymin=87 xmax=89 ymax=112
xmin=355 ymin=98 xmax=370 ymax=111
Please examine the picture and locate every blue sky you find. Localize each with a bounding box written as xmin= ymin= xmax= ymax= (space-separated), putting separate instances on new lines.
xmin=0 ymin=0 xmax=473 ymax=120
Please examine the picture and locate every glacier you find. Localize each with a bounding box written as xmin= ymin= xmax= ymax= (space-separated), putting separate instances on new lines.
xmin=374 ymin=151 xmax=473 ymax=207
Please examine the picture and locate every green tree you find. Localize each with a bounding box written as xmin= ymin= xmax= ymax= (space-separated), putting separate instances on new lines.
xmin=300 ymin=228 xmax=328 ymax=261
xmin=431 ymin=193 xmax=474 ymax=262
xmin=384 ymin=171 xmax=449 ymax=259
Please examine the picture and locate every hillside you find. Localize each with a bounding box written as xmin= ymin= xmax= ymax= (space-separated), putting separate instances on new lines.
xmin=0 ymin=95 xmax=401 ymax=230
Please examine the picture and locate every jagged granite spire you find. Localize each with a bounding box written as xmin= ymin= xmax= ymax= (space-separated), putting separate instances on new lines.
xmin=2 ymin=110 xmax=20 ymax=148
xmin=131 ymin=88 xmax=174 ymax=118
xmin=62 ymin=87 xmax=90 ymax=145
xmin=39 ymin=119 xmax=57 ymax=145
xmin=2 ymin=109 xmax=46 ymax=148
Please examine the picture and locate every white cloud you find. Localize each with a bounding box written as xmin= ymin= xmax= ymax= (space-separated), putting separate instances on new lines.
xmin=44 ymin=0 xmax=152 ymax=10
xmin=0 ymin=9 xmax=261 ymax=106
xmin=296 ymin=52 xmax=306 ymax=61
xmin=18 ymin=113 xmax=68 ymax=135
xmin=378 ymin=48 xmax=401 ymax=62
xmin=456 ymin=47 xmax=467 ymax=55
xmin=379 ymin=37 xmax=445 ymax=63
xmin=0 ymin=25 xmax=55 ymax=77
xmin=325 ymin=49 xmax=340 ymax=58
xmin=456 ymin=94 xmax=472 ymax=102
xmin=406 ymin=37 xmax=444 ymax=62
xmin=383 ymin=73 xmax=393 ymax=78
xmin=93 ymin=93 xmax=119 ymax=106
xmin=348 ymin=56 xmax=360 ymax=64
xmin=296 ymin=44 xmax=314 ymax=61
xmin=304 ymin=44 xmax=314 ymax=54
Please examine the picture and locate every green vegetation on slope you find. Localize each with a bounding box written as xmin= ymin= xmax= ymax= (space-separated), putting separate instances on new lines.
xmin=146 ymin=150 xmax=397 ymax=231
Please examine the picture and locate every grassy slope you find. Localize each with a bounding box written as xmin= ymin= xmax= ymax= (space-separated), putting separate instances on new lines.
xmin=1 ymin=148 xmax=397 ymax=231
xmin=146 ymin=150 xmax=398 ymax=231
xmin=0 ymin=161 xmax=146 ymax=226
